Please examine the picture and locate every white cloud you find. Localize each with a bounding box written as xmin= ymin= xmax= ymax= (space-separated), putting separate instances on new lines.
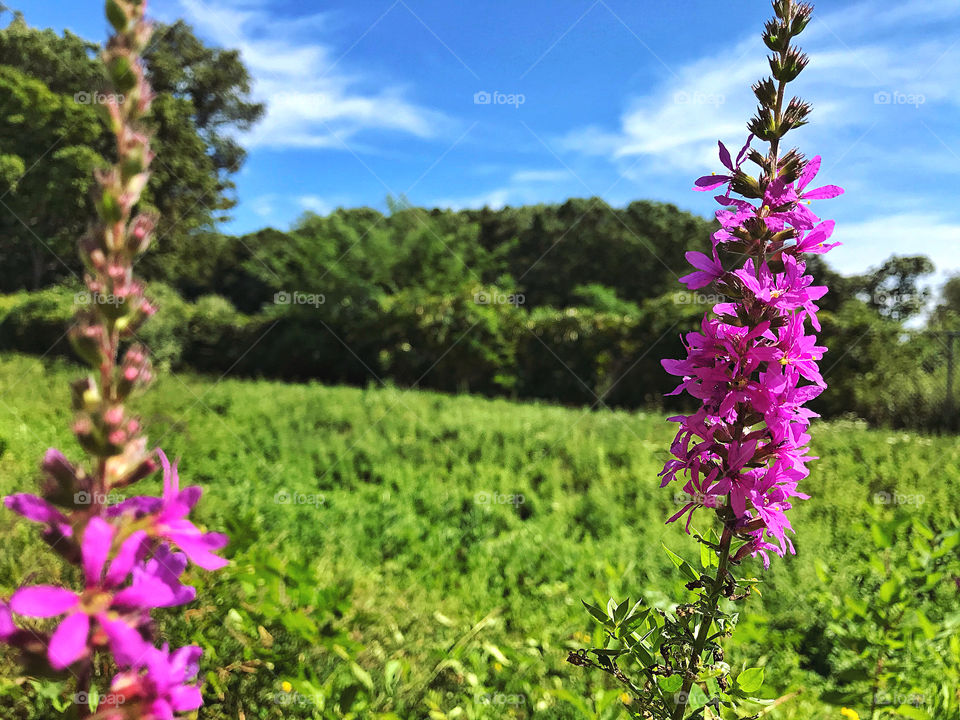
xmin=509 ymin=169 xmax=572 ymax=184
xmin=250 ymin=194 xmax=277 ymax=218
xmin=297 ymin=195 xmax=353 ymax=215
xmin=554 ymin=3 xmax=960 ymax=277
xmin=431 ymin=187 xmax=515 ymax=211
xmin=165 ymin=0 xmax=451 ymax=150
xmin=833 ymin=214 xmax=960 ymax=277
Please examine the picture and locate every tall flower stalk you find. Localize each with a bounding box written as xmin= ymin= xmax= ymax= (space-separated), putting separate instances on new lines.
xmin=570 ymin=2 xmax=842 ymax=717
xmin=0 ymin=1 xmax=227 ymax=717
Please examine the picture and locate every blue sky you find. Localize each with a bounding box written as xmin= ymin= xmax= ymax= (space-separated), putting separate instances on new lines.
xmin=13 ymin=0 xmax=960 ymax=280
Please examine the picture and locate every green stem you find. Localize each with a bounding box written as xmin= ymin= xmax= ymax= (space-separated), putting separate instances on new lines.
xmin=768 ymin=0 xmax=792 ymax=168
xmin=671 ymin=525 xmax=734 ymax=720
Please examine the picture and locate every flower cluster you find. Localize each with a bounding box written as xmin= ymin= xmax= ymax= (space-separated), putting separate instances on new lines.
xmin=0 ymin=1 xmax=227 ymax=717
xmin=660 ymin=0 xmax=843 ymax=567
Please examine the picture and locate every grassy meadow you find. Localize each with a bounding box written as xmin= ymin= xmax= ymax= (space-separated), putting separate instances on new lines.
xmin=0 ymin=353 xmax=957 ymax=719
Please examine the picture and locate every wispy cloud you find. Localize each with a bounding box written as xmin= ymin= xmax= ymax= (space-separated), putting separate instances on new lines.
xmin=509 ymin=168 xmax=571 ymax=184
xmin=833 ymin=213 xmax=960 ymax=281
xmin=555 ymin=0 xmax=960 ymax=275
xmin=164 ymin=0 xmax=452 ymax=150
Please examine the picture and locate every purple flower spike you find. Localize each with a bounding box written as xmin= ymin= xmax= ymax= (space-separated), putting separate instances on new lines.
xmin=662 ymin=125 xmax=842 ymax=564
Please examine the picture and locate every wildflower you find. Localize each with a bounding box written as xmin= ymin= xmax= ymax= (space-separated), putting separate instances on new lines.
xmin=7 ymin=517 xmax=192 ymax=669
xmin=104 ymin=644 xmax=204 ymax=719
xmin=109 ymin=450 xmax=228 ymax=570
xmin=659 ymin=0 xmax=842 ymax=566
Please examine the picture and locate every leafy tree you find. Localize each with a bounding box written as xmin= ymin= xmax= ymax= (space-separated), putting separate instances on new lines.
xmin=0 ymin=65 xmax=103 ymax=289
xmin=141 ymin=19 xmax=265 ymax=209
xmin=930 ymin=272 xmax=960 ymax=330
xmin=849 ymin=255 xmax=935 ymax=322
xmin=0 ymin=11 xmax=263 ymax=287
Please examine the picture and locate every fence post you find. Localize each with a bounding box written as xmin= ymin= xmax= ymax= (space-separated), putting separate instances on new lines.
xmin=947 ymin=332 xmax=957 ymax=421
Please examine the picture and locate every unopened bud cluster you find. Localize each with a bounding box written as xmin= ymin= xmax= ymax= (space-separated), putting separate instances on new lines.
xmin=70 ymin=0 xmax=157 ymax=475
xmin=1 ymin=2 xmax=226 ymax=717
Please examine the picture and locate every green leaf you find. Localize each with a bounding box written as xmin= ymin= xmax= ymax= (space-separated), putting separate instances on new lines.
xmin=622 ymin=607 xmax=651 ymax=632
xmin=662 ymin=544 xmax=699 ymax=582
xmin=871 ymin=522 xmax=892 ymax=549
xmin=632 ymin=642 xmax=655 ymax=666
xmin=350 ymin=663 xmax=374 ymax=692
xmin=700 ymin=540 xmax=712 ymax=569
xmin=737 ymin=667 xmax=764 ymax=693
xmin=582 ymin=600 xmax=609 ymax=626
xmin=384 ymin=660 xmax=402 ymax=694
xmin=687 ymin=684 xmax=709 ymax=710
xmin=893 ymin=705 xmax=931 ymax=720
xmin=659 ymin=675 xmax=683 ymax=693
xmin=105 ymin=0 xmax=128 ymax=32
xmin=614 ymin=598 xmax=631 ymax=624
xmin=878 ymin=578 xmax=898 ymax=603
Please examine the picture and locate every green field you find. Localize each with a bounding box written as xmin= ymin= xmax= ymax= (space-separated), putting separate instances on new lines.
xmin=0 ymin=353 xmax=957 ymax=719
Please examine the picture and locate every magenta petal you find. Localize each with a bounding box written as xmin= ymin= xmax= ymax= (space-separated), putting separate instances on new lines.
xmin=82 ymin=517 xmax=115 ymax=586
xmin=3 ymin=494 xmax=68 ymax=525
xmin=10 ymin=586 xmax=79 ymax=617
xmin=717 ymin=140 xmax=732 ymax=170
xmin=0 ymin=600 xmax=16 ymax=640
xmin=803 ymin=184 xmax=844 ymax=200
xmin=48 ymin=612 xmax=90 ymax=669
xmin=148 ymin=699 xmax=175 ymax=720
xmin=796 ymin=155 xmax=821 ymax=191
xmin=169 ymin=685 xmax=203 ymax=711
xmin=158 ymin=449 xmax=180 ymax=503
xmin=105 ymin=530 xmax=148 ymax=587
xmin=113 ymin=576 xmax=176 ymax=609
xmin=694 ymin=175 xmax=729 ymax=191
xmin=99 ymin=614 xmax=150 ymax=666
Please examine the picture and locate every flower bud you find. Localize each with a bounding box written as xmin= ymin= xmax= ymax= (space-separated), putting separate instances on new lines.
xmin=106 ymin=53 xmax=139 ymax=94
xmin=791 ymin=3 xmax=813 ymax=35
xmin=70 ymin=376 xmax=102 ymax=412
xmin=769 ymin=48 xmax=808 ymax=83
xmin=69 ymin=322 xmax=106 ymax=368
xmin=762 ymin=19 xmax=789 ymax=52
xmin=751 ymin=77 xmax=777 ymax=109
xmin=128 ymin=213 xmax=156 ymax=255
xmin=780 ymin=97 xmax=811 ymax=133
xmin=96 ymin=186 xmax=124 ymax=225
xmin=106 ymin=0 xmax=131 ymax=32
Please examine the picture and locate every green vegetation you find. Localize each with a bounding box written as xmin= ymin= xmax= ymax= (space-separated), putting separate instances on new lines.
xmin=1 ymin=354 xmax=956 ymax=719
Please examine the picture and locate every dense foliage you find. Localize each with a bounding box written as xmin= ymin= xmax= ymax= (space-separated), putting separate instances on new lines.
xmin=0 ymin=354 xmax=956 ymax=719
xmin=0 ymin=8 xmax=262 ymax=288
